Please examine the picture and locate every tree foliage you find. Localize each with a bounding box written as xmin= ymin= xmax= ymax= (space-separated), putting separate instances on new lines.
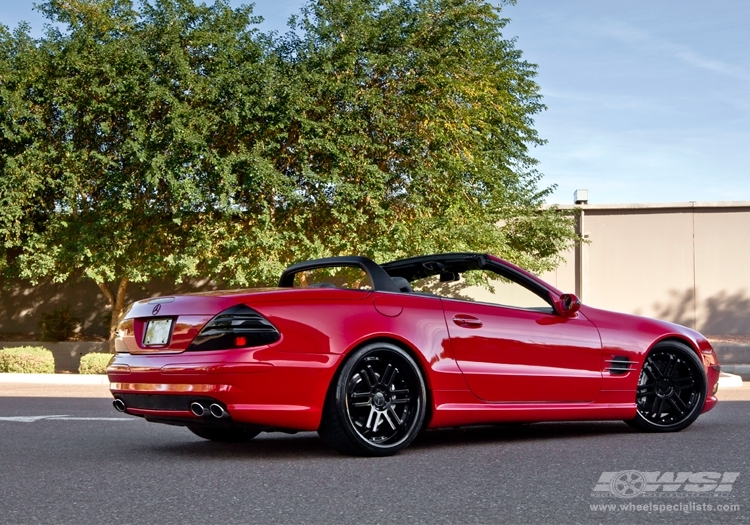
xmin=0 ymin=0 xmax=576 ymax=347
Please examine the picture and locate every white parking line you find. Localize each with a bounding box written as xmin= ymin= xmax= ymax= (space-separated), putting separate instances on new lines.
xmin=0 ymin=415 xmax=134 ymax=422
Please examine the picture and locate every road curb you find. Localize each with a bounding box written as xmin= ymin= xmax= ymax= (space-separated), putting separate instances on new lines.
xmin=0 ymin=373 xmax=109 ymax=384
xmin=718 ymin=372 xmax=744 ymax=389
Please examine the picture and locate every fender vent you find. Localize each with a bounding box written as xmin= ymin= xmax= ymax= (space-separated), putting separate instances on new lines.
xmin=605 ymin=356 xmax=638 ymax=375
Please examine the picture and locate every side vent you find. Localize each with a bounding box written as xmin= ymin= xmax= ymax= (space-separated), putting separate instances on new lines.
xmin=187 ymin=304 xmax=280 ymax=352
xmin=605 ymin=356 xmax=638 ymax=375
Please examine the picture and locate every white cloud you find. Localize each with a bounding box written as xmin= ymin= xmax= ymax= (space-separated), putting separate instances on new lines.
xmin=599 ymin=21 xmax=750 ymax=81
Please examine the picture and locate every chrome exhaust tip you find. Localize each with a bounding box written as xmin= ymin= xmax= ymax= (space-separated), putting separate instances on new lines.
xmin=190 ymin=402 xmax=207 ymax=417
xmin=112 ymin=399 xmax=126 ymax=412
xmin=209 ymin=403 xmax=229 ymax=419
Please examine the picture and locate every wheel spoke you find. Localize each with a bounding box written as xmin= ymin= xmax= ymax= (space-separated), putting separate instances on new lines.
xmin=388 ymin=405 xmax=403 ymax=426
xmin=381 ymin=364 xmax=395 ymax=388
xmin=365 ymin=366 xmax=378 ymax=389
xmin=365 ymin=406 xmax=377 ymax=430
xmin=652 ymin=397 xmax=666 ymax=418
xmin=382 ymin=410 xmax=397 ymax=431
xmin=637 ymin=384 xmax=656 ymax=396
xmin=671 ymin=394 xmax=688 ymax=411
xmin=673 ymin=377 xmax=694 ymax=389
xmin=643 ymin=362 xmax=662 ymax=381
xmin=372 ymin=411 xmax=384 ymax=432
xmin=663 ymin=356 xmax=678 ymax=378
xmin=667 ymin=396 xmax=686 ymax=415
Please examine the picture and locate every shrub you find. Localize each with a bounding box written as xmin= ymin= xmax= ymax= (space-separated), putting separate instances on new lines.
xmin=39 ymin=305 xmax=81 ymax=342
xmin=0 ymin=346 xmax=55 ymax=373
xmin=78 ymin=353 xmax=112 ymax=375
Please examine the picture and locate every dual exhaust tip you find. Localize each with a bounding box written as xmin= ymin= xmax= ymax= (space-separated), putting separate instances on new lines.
xmin=112 ymin=398 xmax=229 ymax=419
xmin=190 ymin=402 xmax=229 ymax=419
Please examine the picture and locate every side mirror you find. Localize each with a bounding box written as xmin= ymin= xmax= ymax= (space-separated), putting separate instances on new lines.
xmin=555 ymin=293 xmax=581 ymax=317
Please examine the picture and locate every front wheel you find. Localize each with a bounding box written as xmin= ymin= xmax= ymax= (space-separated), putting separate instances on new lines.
xmin=318 ymin=342 xmax=427 ymax=456
xmin=625 ymin=341 xmax=707 ymax=432
xmin=187 ymin=426 xmax=261 ymax=442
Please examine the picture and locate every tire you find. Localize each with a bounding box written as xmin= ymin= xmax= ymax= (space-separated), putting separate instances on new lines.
xmin=318 ymin=342 xmax=427 ymax=456
xmin=187 ymin=426 xmax=261 ymax=443
xmin=625 ymin=341 xmax=707 ymax=432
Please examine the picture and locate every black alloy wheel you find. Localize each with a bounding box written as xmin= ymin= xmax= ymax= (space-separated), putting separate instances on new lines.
xmin=187 ymin=426 xmax=261 ymax=442
xmin=319 ymin=342 xmax=427 ymax=456
xmin=625 ymin=341 xmax=707 ymax=432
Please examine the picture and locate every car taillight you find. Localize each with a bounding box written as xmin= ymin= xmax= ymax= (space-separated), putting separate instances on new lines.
xmin=186 ymin=304 xmax=280 ymax=351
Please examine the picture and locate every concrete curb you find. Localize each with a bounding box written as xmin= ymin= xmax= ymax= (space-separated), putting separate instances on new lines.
xmin=718 ymin=372 xmax=744 ymax=388
xmin=0 ymin=373 xmax=109 ymax=384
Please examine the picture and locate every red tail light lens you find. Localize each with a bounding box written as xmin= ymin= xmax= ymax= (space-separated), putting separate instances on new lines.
xmin=186 ymin=305 xmax=280 ymax=352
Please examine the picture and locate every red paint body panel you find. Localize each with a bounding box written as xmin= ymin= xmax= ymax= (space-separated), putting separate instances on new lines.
xmin=109 ymin=255 xmax=719 ymax=434
xmin=442 ymin=299 xmax=602 ymax=403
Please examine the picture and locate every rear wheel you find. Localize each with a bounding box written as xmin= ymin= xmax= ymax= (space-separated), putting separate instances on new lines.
xmin=625 ymin=341 xmax=707 ymax=432
xmin=187 ymin=426 xmax=260 ymax=442
xmin=318 ymin=342 xmax=427 ymax=456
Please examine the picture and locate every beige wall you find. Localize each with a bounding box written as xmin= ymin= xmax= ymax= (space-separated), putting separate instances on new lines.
xmin=541 ymin=202 xmax=750 ymax=335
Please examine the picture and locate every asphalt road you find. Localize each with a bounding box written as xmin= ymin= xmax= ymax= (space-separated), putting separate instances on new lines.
xmin=0 ymin=394 xmax=748 ymax=525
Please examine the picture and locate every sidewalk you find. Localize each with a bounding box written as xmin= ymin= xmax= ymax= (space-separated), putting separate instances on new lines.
xmin=0 ymin=373 xmax=111 ymax=397
xmin=0 ymin=373 xmax=108 ymax=384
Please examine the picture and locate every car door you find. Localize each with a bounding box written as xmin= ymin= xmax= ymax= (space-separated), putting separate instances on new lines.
xmin=417 ymin=268 xmax=602 ymax=403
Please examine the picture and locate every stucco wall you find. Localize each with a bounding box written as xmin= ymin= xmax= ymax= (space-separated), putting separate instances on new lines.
xmin=540 ymin=202 xmax=750 ymax=334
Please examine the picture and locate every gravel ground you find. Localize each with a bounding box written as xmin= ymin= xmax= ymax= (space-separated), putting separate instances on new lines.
xmin=707 ymin=335 xmax=750 ymax=344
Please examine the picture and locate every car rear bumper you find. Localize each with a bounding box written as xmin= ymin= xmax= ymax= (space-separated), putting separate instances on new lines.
xmin=107 ymin=349 xmax=342 ymax=431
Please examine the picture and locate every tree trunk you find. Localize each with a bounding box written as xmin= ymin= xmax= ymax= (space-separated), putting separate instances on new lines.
xmin=97 ymin=277 xmax=129 ymax=354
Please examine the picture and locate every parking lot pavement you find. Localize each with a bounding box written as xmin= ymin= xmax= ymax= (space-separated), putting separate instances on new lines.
xmin=0 ymin=395 xmax=747 ymax=525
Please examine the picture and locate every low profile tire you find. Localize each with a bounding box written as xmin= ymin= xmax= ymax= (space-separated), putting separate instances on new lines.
xmin=318 ymin=342 xmax=427 ymax=456
xmin=625 ymin=341 xmax=707 ymax=432
xmin=187 ymin=426 xmax=261 ymax=443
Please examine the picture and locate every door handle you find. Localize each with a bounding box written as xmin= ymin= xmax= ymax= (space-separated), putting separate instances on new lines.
xmin=452 ymin=315 xmax=482 ymax=328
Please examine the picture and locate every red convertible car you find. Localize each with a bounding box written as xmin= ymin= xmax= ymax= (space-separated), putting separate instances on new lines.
xmin=108 ymin=253 xmax=720 ymax=456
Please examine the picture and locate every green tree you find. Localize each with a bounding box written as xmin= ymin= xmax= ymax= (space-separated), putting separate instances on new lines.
xmin=1 ymin=0 xmax=576 ymax=350
xmin=231 ymin=0 xmax=575 ymax=272
xmin=0 ymin=0 xmax=277 ymax=348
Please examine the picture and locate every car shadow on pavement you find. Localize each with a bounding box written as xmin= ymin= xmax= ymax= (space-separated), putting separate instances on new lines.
xmin=144 ymin=421 xmax=636 ymax=460
xmin=412 ymin=421 xmax=633 ymax=451
xmin=147 ymin=432 xmax=340 ymax=460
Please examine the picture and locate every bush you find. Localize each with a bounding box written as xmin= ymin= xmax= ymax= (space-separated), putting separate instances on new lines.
xmin=78 ymin=353 xmax=112 ymax=375
xmin=0 ymin=346 xmax=55 ymax=373
xmin=39 ymin=305 xmax=81 ymax=342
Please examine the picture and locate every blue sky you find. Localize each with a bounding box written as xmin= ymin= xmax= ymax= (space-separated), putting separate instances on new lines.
xmin=2 ymin=0 xmax=749 ymax=205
